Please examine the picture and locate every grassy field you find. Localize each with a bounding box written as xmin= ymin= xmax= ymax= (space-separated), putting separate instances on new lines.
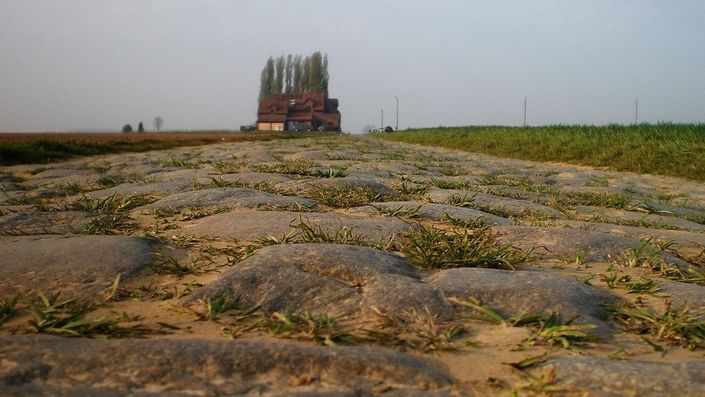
xmin=373 ymin=124 xmax=705 ymax=182
xmin=0 ymin=132 xmax=318 ymax=166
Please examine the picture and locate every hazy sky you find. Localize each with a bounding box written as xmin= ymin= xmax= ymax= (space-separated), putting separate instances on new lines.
xmin=1 ymin=1 xmax=703 ymax=132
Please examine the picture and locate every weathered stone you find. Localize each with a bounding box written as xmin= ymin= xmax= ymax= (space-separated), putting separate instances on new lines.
xmin=218 ymin=171 xmax=293 ymax=185
xmin=641 ymin=200 xmax=705 ymax=218
xmin=281 ymin=149 xmax=332 ymax=161
xmin=171 ymin=210 xmax=410 ymax=241
xmin=84 ymin=181 xmax=192 ymax=199
xmin=495 ymin=226 xmax=659 ymax=263
xmin=660 ymin=281 xmax=705 ymax=314
xmin=573 ymin=205 xmax=705 ymax=232
xmin=147 ymin=168 xmax=218 ymax=183
xmin=347 ymin=162 xmax=420 ymax=176
xmin=357 ymin=201 xmax=512 ymax=226
xmin=18 ymin=173 xmax=103 ymax=189
xmin=0 ymin=334 xmax=453 ymax=396
xmin=30 ymin=168 xmax=93 ymax=179
xmin=186 ymin=244 xmax=615 ymax=333
xmin=0 ymin=235 xmax=155 ymax=299
xmin=183 ymin=243 xmax=445 ymax=317
xmin=0 ymin=211 xmax=90 ymax=234
xmin=544 ymin=356 xmax=705 ymax=397
xmin=557 ymin=220 xmax=705 ymax=253
xmin=428 ymin=189 xmax=564 ymax=219
xmin=141 ymin=187 xmax=318 ymax=210
xmin=282 ymin=177 xmax=395 ymax=197
xmin=429 ymin=268 xmax=617 ymax=333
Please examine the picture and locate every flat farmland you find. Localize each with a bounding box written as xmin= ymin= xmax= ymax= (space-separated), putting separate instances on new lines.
xmin=374 ymin=123 xmax=705 ymax=182
xmin=0 ymin=131 xmax=318 ymax=165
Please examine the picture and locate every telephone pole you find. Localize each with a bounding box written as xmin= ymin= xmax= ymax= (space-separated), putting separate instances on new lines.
xmin=635 ymin=98 xmax=639 ymax=124
xmin=394 ymin=96 xmax=399 ymax=131
xmin=381 ymin=109 xmax=384 ymax=130
xmin=523 ymin=97 xmax=527 ymax=127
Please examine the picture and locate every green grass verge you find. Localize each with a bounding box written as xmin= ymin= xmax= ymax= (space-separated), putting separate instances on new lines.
xmin=372 ymin=124 xmax=705 ymax=181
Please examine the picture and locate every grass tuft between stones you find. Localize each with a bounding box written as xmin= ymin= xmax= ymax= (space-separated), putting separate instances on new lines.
xmin=401 ymin=223 xmax=531 ymax=270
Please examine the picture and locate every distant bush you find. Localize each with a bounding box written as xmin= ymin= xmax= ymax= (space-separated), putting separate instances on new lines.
xmin=122 ymin=124 xmax=133 ymax=133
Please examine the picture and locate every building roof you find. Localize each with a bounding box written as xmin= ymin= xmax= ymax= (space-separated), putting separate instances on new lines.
xmin=257 ymin=92 xmax=341 ymax=129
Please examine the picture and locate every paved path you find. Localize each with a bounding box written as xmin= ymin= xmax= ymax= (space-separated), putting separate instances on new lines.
xmin=2 ymin=136 xmax=705 ymax=396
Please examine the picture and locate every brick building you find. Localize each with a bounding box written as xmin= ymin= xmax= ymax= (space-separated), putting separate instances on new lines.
xmin=257 ymin=93 xmax=341 ymax=132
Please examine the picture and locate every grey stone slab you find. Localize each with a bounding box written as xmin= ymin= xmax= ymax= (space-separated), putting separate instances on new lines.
xmin=557 ymin=220 xmax=705 ymax=253
xmin=358 ymin=201 xmax=512 ymax=226
xmin=185 ymin=244 xmax=615 ymax=333
xmin=84 ymin=181 xmax=192 ymax=199
xmin=18 ymin=173 xmax=103 ymax=189
xmin=0 ymin=334 xmax=453 ymax=396
xmin=218 ymin=171 xmax=293 ymax=185
xmin=142 ymin=187 xmax=318 ymax=210
xmin=282 ymin=177 xmax=395 ymax=197
xmin=495 ymin=226 xmax=670 ymax=264
xmin=428 ymin=189 xmax=564 ymax=219
xmin=0 ymin=211 xmax=90 ymax=234
xmin=171 ymin=209 xmax=411 ymax=241
xmin=660 ymin=281 xmax=705 ymax=314
xmin=544 ymin=356 xmax=705 ymax=397
xmin=148 ymin=168 xmax=218 ymax=182
xmin=633 ymin=201 xmax=705 ymax=219
xmin=183 ymin=244 xmax=444 ymax=318
xmin=0 ymin=235 xmax=155 ymax=299
xmin=429 ymin=268 xmax=616 ymax=334
xmin=31 ymin=168 xmax=92 ymax=179
xmin=574 ymin=205 xmax=705 ymax=232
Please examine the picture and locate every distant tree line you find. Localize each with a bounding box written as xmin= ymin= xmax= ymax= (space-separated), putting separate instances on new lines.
xmin=259 ymin=51 xmax=329 ymax=100
xmin=122 ymin=117 xmax=162 ymax=133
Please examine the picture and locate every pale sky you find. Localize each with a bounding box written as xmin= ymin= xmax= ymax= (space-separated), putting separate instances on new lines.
xmin=1 ymin=0 xmax=703 ymax=132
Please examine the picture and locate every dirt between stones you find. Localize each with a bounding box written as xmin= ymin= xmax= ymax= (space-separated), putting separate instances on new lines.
xmin=2 ymin=135 xmax=705 ymax=396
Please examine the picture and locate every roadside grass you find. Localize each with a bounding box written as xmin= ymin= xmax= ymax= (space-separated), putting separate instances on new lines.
xmin=3 ymin=278 xmax=167 ymax=338
xmin=401 ymin=223 xmax=531 ymax=270
xmin=306 ymin=184 xmax=388 ymax=207
xmin=372 ymin=204 xmax=423 ymax=219
xmin=223 ymin=306 xmax=465 ymax=352
xmin=262 ymin=217 xmax=399 ymax=251
xmin=66 ymin=193 xmax=157 ymax=234
xmin=0 ymin=294 xmax=21 ymax=326
xmin=26 ymin=292 xmax=164 ymax=338
xmin=0 ymin=132 xmax=320 ymax=166
xmin=252 ymin=159 xmax=347 ymax=178
xmin=605 ymin=303 xmax=705 ymax=350
xmin=150 ymin=254 xmax=200 ymax=277
xmin=450 ymin=297 xmax=597 ymax=349
xmin=372 ymin=124 xmax=705 ymax=182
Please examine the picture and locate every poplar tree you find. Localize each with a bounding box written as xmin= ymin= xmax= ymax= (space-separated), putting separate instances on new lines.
xmin=301 ymin=56 xmax=311 ymax=93
xmin=292 ymin=55 xmax=302 ymax=93
xmin=308 ymin=52 xmax=323 ymax=93
xmin=274 ymin=56 xmax=285 ymax=95
xmin=285 ymin=54 xmax=293 ymax=94
xmin=321 ymin=54 xmax=329 ymax=95
xmin=259 ymin=52 xmax=330 ymax=99
xmin=259 ymin=56 xmax=275 ymax=100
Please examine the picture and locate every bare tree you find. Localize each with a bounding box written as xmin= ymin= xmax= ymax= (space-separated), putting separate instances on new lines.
xmin=153 ymin=116 xmax=163 ymax=132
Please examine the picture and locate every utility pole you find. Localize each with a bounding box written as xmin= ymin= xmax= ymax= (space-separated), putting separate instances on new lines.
xmin=395 ymin=96 xmax=399 ymax=131
xmin=635 ymin=98 xmax=639 ymax=124
xmin=381 ymin=109 xmax=384 ymax=130
xmin=523 ymin=97 xmax=527 ymax=127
